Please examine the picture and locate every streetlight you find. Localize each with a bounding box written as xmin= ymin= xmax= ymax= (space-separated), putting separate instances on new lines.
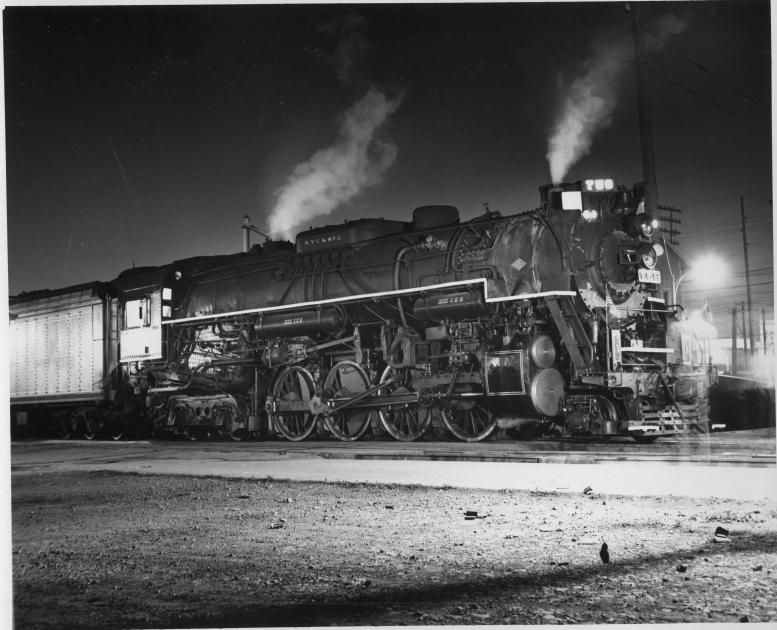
xmin=672 ymin=253 xmax=729 ymax=305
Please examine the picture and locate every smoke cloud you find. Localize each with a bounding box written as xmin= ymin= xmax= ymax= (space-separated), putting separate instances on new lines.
xmin=545 ymin=13 xmax=688 ymax=184
xmin=267 ymin=88 xmax=403 ymax=239
xmin=265 ymin=14 xmax=404 ymax=239
xmin=546 ymin=42 xmax=629 ymax=185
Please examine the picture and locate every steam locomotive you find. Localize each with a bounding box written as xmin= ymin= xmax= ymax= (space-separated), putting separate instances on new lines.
xmin=10 ymin=178 xmax=715 ymax=442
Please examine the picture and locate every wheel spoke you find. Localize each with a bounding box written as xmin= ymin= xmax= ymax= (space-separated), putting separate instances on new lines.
xmin=270 ymin=367 xmax=316 ymax=441
xmin=440 ymin=398 xmax=496 ymax=442
xmin=322 ymin=361 xmax=372 ymax=442
xmin=377 ymin=367 xmax=430 ymax=441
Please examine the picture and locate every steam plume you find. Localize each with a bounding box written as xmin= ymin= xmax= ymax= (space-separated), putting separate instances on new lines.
xmin=546 ymin=42 xmax=629 ymax=185
xmin=268 ymin=88 xmax=403 ymax=239
xmin=546 ymin=13 xmax=688 ymax=184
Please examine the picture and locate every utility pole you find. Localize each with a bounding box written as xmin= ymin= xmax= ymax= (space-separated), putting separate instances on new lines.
xmin=629 ymin=3 xmax=659 ymax=215
xmin=741 ymin=301 xmax=749 ymax=368
xmin=741 ymin=197 xmax=755 ymax=354
xmin=657 ymin=204 xmax=682 ymax=246
xmin=731 ymin=305 xmax=738 ymax=375
xmin=763 ymin=308 xmax=767 ymax=355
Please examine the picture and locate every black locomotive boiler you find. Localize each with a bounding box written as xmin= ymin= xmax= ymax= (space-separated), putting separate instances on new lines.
xmin=123 ymin=177 xmax=713 ymax=442
xmin=134 ymin=180 xmax=709 ymax=441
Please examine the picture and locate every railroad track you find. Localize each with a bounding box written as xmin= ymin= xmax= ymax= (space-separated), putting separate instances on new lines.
xmin=241 ymin=432 xmax=776 ymax=467
xmin=12 ymin=427 xmax=775 ymax=468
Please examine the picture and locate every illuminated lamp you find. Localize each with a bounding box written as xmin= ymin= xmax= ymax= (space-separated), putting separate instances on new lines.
xmin=174 ymin=271 xmax=182 ymax=280
xmin=636 ymin=213 xmax=658 ymax=236
xmin=584 ymin=178 xmax=615 ymax=191
xmin=562 ymin=191 xmax=583 ymax=210
xmin=638 ymin=243 xmax=658 ymax=269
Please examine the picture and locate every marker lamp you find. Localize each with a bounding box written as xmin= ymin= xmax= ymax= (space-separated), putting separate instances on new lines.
xmin=637 ymin=213 xmax=658 ymax=236
xmin=584 ymin=178 xmax=615 ymax=191
xmin=561 ymin=191 xmax=583 ymax=210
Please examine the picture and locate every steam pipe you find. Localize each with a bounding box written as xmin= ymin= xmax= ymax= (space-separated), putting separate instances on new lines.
xmin=242 ymin=215 xmax=251 ymax=252
xmin=242 ymin=215 xmax=271 ymax=252
xmin=393 ymin=244 xmax=416 ymax=327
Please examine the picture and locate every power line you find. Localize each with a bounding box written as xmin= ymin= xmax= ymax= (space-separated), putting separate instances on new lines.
xmin=647 ymin=66 xmax=770 ymax=133
xmin=642 ymin=25 xmax=771 ymax=118
xmin=683 ymin=281 xmax=774 ymax=291
xmin=678 ymin=188 xmax=772 ymax=207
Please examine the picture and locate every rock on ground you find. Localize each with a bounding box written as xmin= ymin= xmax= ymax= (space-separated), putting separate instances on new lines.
xmin=11 ymin=470 xmax=777 ymax=628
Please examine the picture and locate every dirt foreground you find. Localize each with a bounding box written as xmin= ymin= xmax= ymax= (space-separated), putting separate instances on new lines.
xmin=11 ymin=470 xmax=777 ymax=628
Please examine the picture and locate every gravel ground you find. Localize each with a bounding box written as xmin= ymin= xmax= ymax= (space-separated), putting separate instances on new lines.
xmin=11 ymin=470 xmax=777 ymax=628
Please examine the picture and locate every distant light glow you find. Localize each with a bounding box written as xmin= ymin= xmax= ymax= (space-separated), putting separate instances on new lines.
xmin=688 ymin=254 xmax=729 ymax=289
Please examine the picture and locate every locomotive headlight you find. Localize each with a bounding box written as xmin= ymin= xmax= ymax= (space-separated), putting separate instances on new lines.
xmin=639 ymin=244 xmax=658 ymax=269
xmin=581 ymin=208 xmax=599 ymax=222
xmin=637 ymin=213 xmax=659 ymax=236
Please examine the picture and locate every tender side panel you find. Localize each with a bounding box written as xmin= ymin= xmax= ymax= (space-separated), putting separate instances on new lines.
xmin=10 ymin=299 xmax=105 ymax=402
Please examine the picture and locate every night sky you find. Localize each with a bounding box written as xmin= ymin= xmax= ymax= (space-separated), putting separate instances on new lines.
xmin=3 ymin=1 xmax=773 ymax=335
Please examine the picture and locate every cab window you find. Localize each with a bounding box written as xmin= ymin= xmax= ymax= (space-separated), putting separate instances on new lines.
xmin=124 ymin=297 xmax=150 ymax=329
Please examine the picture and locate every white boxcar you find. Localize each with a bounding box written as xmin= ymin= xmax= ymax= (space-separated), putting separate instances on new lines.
xmin=9 ymin=283 xmax=117 ymax=405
